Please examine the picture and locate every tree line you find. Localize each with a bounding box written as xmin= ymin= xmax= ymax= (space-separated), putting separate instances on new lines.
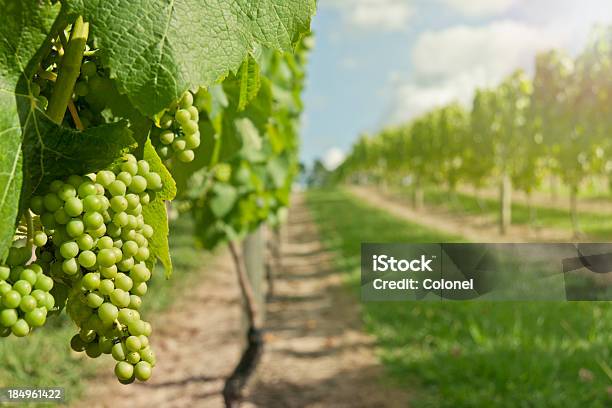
xmin=336 ymin=26 xmax=612 ymax=236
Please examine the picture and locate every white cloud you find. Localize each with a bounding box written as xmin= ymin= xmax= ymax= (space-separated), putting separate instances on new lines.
xmin=322 ymin=147 xmax=346 ymax=171
xmin=388 ymin=20 xmax=567 ymax=122
xmin=440 ymin=0 xmax=522 ymax=17
xmin=325 ymin=0 xmax=414 ymax=31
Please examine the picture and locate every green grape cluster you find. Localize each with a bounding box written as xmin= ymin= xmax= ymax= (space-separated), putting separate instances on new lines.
xmin=0 ymin=263 xmax=54 ymax=337
xmin=28 ymin=154 xmax=161 ymax=383
xmin=151 ymin=91 xmax=201 ymax=163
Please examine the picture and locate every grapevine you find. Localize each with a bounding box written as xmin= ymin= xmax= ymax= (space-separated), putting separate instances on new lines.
xmin=0 ymin=0 xmax=314 ymax=397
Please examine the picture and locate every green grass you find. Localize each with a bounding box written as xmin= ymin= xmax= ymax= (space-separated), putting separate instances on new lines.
xmin=0 ymin=215 xmax=214 ymax=406
xmin=306 ymin=188 xmax=612 ymax=408
xmin=395 ymin=187 xmax=612 ymax=239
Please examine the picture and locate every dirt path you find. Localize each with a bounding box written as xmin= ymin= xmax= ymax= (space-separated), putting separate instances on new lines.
xmin=350 ymin=186 xmax=575 ymax=242
xmin=78 ymin=194 xmax=408 ymax=407
xmin=245 ymin=195 xmax=408 ymax=407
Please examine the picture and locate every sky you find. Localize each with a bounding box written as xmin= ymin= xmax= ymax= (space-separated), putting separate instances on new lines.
xmin=300 ymin=0 xmax=612 ymax=170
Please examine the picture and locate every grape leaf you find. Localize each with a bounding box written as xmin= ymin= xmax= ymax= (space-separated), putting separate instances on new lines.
xmin=237 ymin=56 xmax=261 ymax=112
xmin=0 ymin=0 xmax=61 ymax=261
xmin=209 ymin=184 xmax=238 ymax=218
xmin=21 ymin=116 xmax=136 ymax=198
xmin=143 ymin=140 xmax=176 ymax=277
xmin=65 ymin=0 xmax=315 ymax=116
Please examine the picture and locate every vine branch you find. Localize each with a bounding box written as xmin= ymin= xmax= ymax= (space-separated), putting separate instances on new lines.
xmin=228 ymin=240 xmax=259 ymax=327
xmin=46 ymin=16 xmax=89 ymax=124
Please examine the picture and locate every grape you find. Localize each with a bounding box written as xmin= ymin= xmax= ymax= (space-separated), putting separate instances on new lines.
xmin=185 ymin=132 xmax=201 ymax=149
xmin=0 ymin=309 xmax=18 ymax=327
xmin=99 ymin=279 xmax=114 ymax=295
xmin=13 ymin=281 xmax=32 ymax=296
xmin=54 ymin=208 xmax=71 ymax=225
xmin=96 ymin=170 xmax=115 ymax=187
xmin=126 ymin=351 xmax=141 ymax=364
xmin=110 ymin=289 xmax=130 ymax=308
xmin=30 ymin=196 xmax=45 ymax=215
xmin=137 ymin=160 xmax=150 ymax=174
xmin=115 ymin=361 xmax=134 ymax=380
xmin=117 ymin=172 xmax=132 ymax=186
xmin=20 ymin=269 xmax=38 ymax=285
xmin=78 ymin=182 xmax=97 ymax=197
xmin=122 ymin=241 xmax=138 ymax=257
xmin=84 ymin=212 xmax=104 ymax=229
xmin=134 ymin=361 xmax=152 ymax=381
xmin=25 ymin=308 xmax=46 ymax=327
xmin=108 ymin=180 xmax=127 ymax=196
xmin=2 ymin=290 xmax=21 ymax=309
xmin=99 ymin=336 xmax=113 ymax=354
xmin=131 ymin=282 xmax=148 ymax=297
xmin=98 ymin=303 xmax=118 ymax=324
xmin=86 ymin=342 xmax=102 ymax=358
xmin=43 ymin=193 xmax=62 ymax=212
xmin=112 ymin=342 xmax=127 ymax=361
xmin=67 ymin=219 xmax=85 ymax=237
xmin=11 ymin=319 xmax=30 ymax=337
xmin=122 ymin=161 xmax=138 ymax=176
xmin=125 ymin=335 xmax=141 ymax=352
xmin=86 ymin=292 xmax=104 ymax=308
xmin=177 ymin=150 xmax=195 ymax=163
xmin=126 ymin=296 xmax=141 ymax=311
xmin=118 ymin=308 xmax=138 ymax=325
xmin=182 ymin=120 xmax=198 ymax=135
xmin=62 ymin=258 xmax=79 ymax=275
xmin=71 ymin=334 xmax=87 ymax=352
xmin=50 ymin=180 xmax=64 ymax=192
xmin=82 ymin=272 xmax=100 ymax=290
xmin=19 ymin=295 xmax=37 ymax=312
xmin=110 ymin=196 xmax=128 ymax=212
xmin=78 ymin=251 xmax=97 ymax=268
xmin=60 ymin=241 xmax=79 ymax=259
xmin=83 ymin=195 xmax=102 ymax=212
xmin=100 ymin=265 xmax=118 ymax=279
xmin=127 ymin=320 xmax=146 ymax=336
xmin=33 ymin=231 xmax=48 ymax=247
xmin=140 ymin=348 xmax=156 ymax=366
xmin=129 ymin=176 xmax=147 ymax=193
xmin=97 ymin=249 xmax=116 ymax=268
xmin=77 ymin=234 xmax=95 ymax=251
xmin=0 ymin=266 xmax=9 ymax=281
xmin=115 ymin=273 xmax=133 ymax=291
xmin=34 ymin=275 xmax=54 ymax=292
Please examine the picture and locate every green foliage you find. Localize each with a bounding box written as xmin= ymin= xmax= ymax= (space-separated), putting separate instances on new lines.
xmin=0 ymin=0 xmax=61 ymax=262
xmin=64 ymin=0 xmax=315 ymax=116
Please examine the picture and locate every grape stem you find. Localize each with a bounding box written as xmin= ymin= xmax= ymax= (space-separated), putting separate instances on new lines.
xmin=46 ymin=16 xmax=89 ymax=124
xmin=68 ymin=100 xmax=84 ymax=130
xmin=25 ymin=210 xmax=34 ymax=250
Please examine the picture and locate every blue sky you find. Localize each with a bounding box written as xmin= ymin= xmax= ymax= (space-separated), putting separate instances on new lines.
xmin=300 ymin=0 xmax=612 ymax=168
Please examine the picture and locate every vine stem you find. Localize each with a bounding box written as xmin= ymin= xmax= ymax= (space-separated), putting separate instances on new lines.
xmin=46 ymin=16 xmax=89 ymax=124
xmin=25 ymin=211 xmax=34 ymax=251
xmin=228 ymin=240 xmax=259 ymax=328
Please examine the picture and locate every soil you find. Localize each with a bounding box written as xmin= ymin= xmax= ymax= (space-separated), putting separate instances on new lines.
xmin=76 ymin=194 xmax=409 ymax=407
